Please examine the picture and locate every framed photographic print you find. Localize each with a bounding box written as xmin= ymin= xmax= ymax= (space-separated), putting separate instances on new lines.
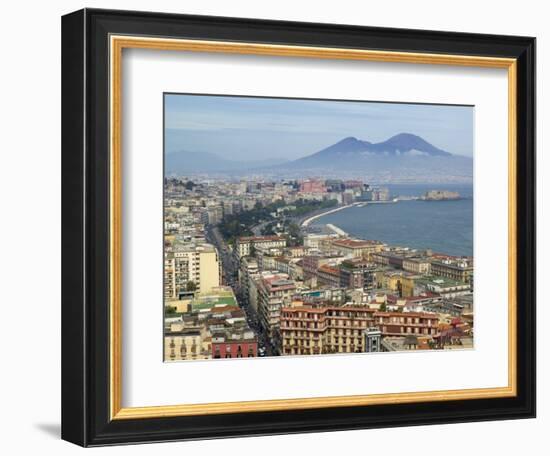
xmin=61 ymin=8 xmax=536 ymax=447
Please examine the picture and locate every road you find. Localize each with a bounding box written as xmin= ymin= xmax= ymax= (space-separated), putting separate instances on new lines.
xmin=206 ymin=205 xmax=334 ymax=356
xmin=206 ymin=225 xmax=238 ymax=283
xmin=206 ymin=225 xmax=272 ymax=356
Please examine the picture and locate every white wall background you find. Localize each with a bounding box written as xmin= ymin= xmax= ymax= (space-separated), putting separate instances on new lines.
xmin=0 ymin=0 xmax=545 ymax=454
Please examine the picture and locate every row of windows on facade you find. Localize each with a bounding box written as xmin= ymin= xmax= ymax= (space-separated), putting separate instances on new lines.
xmin=283 ymin=337 xmax=364 ymax=345
xmin=213 ymin=346 xmax=255 ymax=358
xmin=283 ymin=329 xmax=366 ymax=337
xmin=282 ymin=320 xmax=371 ymax=329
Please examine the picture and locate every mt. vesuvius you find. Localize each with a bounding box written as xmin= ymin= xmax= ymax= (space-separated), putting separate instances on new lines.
xmin=269 ymin=133 xmax=472 ymax=182
xmin=164 ymin=133 xmax=473 ymax=183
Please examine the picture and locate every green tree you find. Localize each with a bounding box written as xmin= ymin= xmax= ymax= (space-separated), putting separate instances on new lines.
xmin=164 ymin=306 xmax=178 ymax=317
xmin=287 ymin=222 xmax=303 ymax=247
xmin=186 ymin=281 xmax=197 ymax=292
xmin=261 ymin=222 xmax=276 ymax=236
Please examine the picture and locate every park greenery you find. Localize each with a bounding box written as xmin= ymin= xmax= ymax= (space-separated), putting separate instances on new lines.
xmin=218 ymin=198 xmax=337 ymax=245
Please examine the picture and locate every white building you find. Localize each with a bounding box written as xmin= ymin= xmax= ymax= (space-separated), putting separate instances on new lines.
xmin=164 ymin=242 xmax=221 ymax=298
xmin=235 ymin=235 xmax=287 ymax=258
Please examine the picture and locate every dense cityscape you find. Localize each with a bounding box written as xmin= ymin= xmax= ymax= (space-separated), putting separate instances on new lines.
xmin=164 ymin=177 xmax=474 ymax=361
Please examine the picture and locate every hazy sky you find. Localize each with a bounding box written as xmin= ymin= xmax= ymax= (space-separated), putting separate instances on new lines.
xmin=165 ymin=94 xmax=474 ymax=161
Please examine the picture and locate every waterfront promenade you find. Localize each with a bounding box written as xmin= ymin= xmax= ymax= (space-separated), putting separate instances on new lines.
xmin=301 ymin=202 xmax=359 ymax=227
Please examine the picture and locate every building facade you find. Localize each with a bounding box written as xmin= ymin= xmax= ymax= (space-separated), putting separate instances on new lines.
xmin=164 ymin=329 xmax=211 ymax=361
xmin=211 ymin=328 xmax=258 ymax=358
xmin=256 ymin=273 xmax=296 ymax=351
xmin=331 ymin=239 xmax=384 ymax=259
xmin=164 ymin=242 xmax=221 ymax=298
xmin=430 ymin=257 xmax=474 ymax=285
xmin=236 ymin=235 xmax=287 ymax=258
xmin=316 ymin=264 xmax=341 ymax=288
xmin=402 ymin=257 xmax=432 ymax=275
xmin=373 ymin=312 xmax=439 ymax=337
xmin=280 ymin=306 xmax=376 ymax=355
xmin=339 ymin=259 xmax=380 ymax=290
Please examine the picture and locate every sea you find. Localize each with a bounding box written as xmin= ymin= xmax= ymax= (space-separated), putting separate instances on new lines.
xmin=312 ymin=183 xmax=473 ymax=257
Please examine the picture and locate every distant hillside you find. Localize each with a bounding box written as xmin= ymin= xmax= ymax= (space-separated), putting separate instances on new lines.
xmin=165 ymin=133 xmax=472 ymax=182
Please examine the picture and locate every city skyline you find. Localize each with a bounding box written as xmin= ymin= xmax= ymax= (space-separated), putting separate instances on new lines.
xmin=165 ymin=94 xmax=474 ymax=162
xmin=164 ymin=176 xmax=474 ymax=362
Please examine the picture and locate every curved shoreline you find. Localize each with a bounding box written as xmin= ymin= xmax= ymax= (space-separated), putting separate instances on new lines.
xmin=301 ymin=202 xmax=359 ymax=227
xmin=302 ymin=198 xmax=473 ymax=257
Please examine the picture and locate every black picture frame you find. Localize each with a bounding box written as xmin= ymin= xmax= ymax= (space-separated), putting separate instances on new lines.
xmin=62 ymin=8 xmax=536 ymax=447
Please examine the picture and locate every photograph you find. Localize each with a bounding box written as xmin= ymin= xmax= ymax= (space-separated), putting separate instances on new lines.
xmin=163 ymin=94 xmax=475 ymax=361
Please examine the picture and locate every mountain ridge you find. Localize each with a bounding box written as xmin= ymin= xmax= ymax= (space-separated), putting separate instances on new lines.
xmin=292 ymin=133 xmax=453 ymax=167
xmin=165 ymin=133 xmax=472 ymax=181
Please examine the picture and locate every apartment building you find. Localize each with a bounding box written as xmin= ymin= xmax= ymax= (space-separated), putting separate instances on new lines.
xmin=430 ymin=256 xmax=474 ymax=285
xmin=316 ymin=264 xmax=341 ymax=288
xmin=236 ymin=235 xmax=287 ymax=258
xmin=238 ymin=257 xmax=259 ymax=305
xmin=373 ymin=311 xmax=439 ymax=337
xmin=164 ymin=327 xmax=211 ymax=361
xmin=256 ymin=273 xmax=296 ymax=351
xmin=280 ymin=305 xmax=439 ymax=356
xmin=211 ymin=326 xmax=258 ymax=358
xmin=402 ymin=257 xmax=432 ymax=275
xmin=280 ymin=305 xmax=376 ymax=355
xmin=164 ymin=242 xmax=221 ymax=298
xmin=415 ymin=276 xmax=471 ymax=298
xmin=339 ymin=258 xmax=380 ymax=290
xmin=331 ymin=238 xmax=384 ymax=259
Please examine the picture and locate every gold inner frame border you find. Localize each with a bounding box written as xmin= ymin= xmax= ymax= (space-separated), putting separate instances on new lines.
xmin=109 ymin=35 xmax=517 ymax=420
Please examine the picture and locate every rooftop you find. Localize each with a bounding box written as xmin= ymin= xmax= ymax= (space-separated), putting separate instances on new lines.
xmin=386 ymin=292 xmax=440 ymax=303
xmin=416 ymin=275 xmax=470 ymax=288
xmin=318 ymin=264 xmax=341 ymax=275
xmin=172 ymin=242 xmax=216 ymax=253
xmin=430 ymin=255 xmax=473 ymax=268
xmin=261 ymin=274 xmax=296 ymax=291
xmin=238 ymin=235 xmax=286 ymax=243
xmin=374 ymin=311 xmax=439 ymax=319
xmin=332 ymin=239 xmax=383 ymax=248
xmin=190 ymin=287 xmax=239 ymax=310
xmin=340 ymin=258 xmax=378 ymax=269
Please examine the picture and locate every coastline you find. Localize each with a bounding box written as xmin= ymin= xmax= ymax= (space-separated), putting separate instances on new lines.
xmin=302 ymin=197 xmax=473 ymax=256
xmin=326 ymin=223 xmax=348 ymax=236
xmin=300 ymin=202 xmax=359 ymax=227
